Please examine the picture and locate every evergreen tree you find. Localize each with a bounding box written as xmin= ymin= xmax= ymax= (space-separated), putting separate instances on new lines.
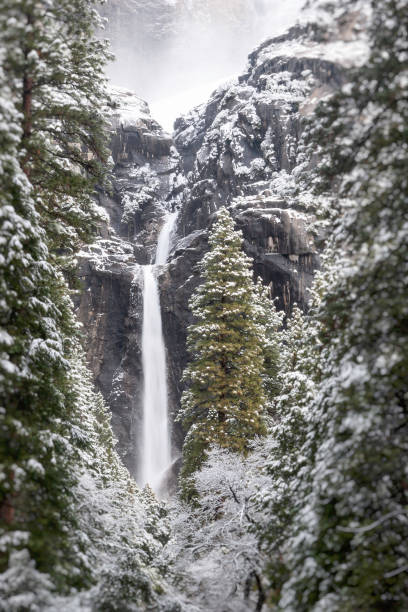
xmin=252 ymin=304 xmax=321 ymax=605
xmin=252 ymin=278 xmax=283 ymax=406
xmin=0 ymin=0 xmax=111 ymax=260
xmin=0 ymin=0 xmax=114 ymax=596
xmin=0 ymin=1 xmax=179 ymax=608
xmin=0 ymin=68 xmax=88 ymax=591
xmin=178 ymin=208 xmax=267 ymax=492
xmin=278 ymin=1 xmax=408 ymax=608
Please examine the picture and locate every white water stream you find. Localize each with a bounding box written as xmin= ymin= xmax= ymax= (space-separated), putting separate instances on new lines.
xmin=140 ymin=211 xmax=178 ymax=492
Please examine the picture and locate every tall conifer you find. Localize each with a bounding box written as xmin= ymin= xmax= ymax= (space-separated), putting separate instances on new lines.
xmin=253 ymin=279 xmax=283 ymax=405
xmin=0 ymin=0 xmax=112 ymax=593
xmin=0 ymin=68 xmax=86 ymax=589
xmin=0 ymin=0 xmax=111 ymax=259
xmin=179 ymin=208 xmax=268 ymax=491
xmin=279 ymin=1 xmax=408 ymax=607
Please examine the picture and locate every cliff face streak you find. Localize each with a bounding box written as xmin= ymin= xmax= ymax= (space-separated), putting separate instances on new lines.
xmin=75 ymin=20 xmax=360 ymax=474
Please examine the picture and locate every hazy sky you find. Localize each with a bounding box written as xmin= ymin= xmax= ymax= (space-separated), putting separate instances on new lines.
xmin=106 ymin=0 xmax=305 ymax=131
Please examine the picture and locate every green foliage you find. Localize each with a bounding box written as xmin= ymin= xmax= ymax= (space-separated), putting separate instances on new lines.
xmin=252 ymin=304 xmax=320 ymax=605
xmin=269 ymin=1 xmax=408 ymax=608
xmin=179 ymin=208 xmax=274 ymax=496
xmin=253 ymin=278 xmax=283 ymax=405
xmin=93 ymin=549 xmax=156 ymax=612
xmin=0 ymin=0 xmax=111 ymax=261
xmin=0 ymin=67 xmax=87 ymax=590
xmin=64 ymin=345 xmax=175 ymax=610
xmin=0 ymin=339 xmax=176 ymax=610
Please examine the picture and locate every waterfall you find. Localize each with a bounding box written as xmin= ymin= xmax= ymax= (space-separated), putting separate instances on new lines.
xmin=140 ymin=211 xmax=178 ymax=492
xmin=156 ymin=211 xmax=178 ymax=265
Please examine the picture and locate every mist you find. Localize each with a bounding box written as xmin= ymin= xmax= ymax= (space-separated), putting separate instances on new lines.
xmin=102 ymin=0 xmax=305 ymax=131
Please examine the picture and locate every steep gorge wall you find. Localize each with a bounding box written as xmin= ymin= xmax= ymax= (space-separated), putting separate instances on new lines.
xmin=74 ymin=88 xmax=185 ymax=474
xmin=75 ymin=7 xmax=369 ymax=474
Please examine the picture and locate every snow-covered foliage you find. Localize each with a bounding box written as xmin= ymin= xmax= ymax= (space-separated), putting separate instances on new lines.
xmin=165 ymin=300 xmax=320 ymax=610
xmin=178 ymin=208 xmax=279 ymax=497
xmin=252 ymin=279 xmax=284 ymax=404
xmin=274 ymin=1 xmax=408 ymax=607
xmin=208 ymin=1 xmax=408 ymax=609
xmin=168 ymin=2 xmax=407 ymax=610
xmin=1 ymin=0 xmax=405 ymax=609
xmin=166 ymin=446 xmax=270 ymax=612
xmin=0 ymin=550 xmax=55 ymax=611
xmin=0 ymin=59 xmax=86 ymax=590
xmin=0 ymin=0 xmax=111 ymax=259
xmin=43 ymin=347 xmax=177 ymax=612
xmin=250 ymin=304 xmax=322 ymax=605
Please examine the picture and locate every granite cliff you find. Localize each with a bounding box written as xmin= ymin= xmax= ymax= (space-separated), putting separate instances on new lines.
xmin=75 ymin=3 xmax=369 ymax=475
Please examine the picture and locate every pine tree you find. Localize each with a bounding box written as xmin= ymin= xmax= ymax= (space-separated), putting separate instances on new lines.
xmin=0 ymin=68 xmax=88 ymax=591
xmin=0 ymin=0 xmax=113 ymax=596
xmin=278 ymin=1 xmax=408 ymax=608
xmin=252 ymin=278 xmax=283 ymax=406
xmin=253 ymin=304 xmax=321 ymax=604
xmin=0 ymin=0 xmax=111 ymax=260
xmin=0 ymin=2 xmax=178 ymax=607
xmin=178 ymin=208 xmax=267 ymax=492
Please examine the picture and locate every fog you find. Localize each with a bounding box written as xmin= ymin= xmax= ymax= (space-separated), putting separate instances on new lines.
xmin=102 ymin=0 xmax=305 ymax=131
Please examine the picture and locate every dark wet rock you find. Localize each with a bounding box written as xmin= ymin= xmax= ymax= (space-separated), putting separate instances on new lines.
xmin=75 ymin=89 xmax=185 ymax=475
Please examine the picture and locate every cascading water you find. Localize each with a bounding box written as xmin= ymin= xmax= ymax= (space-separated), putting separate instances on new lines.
xmin=156 ymin=211 xmax=178 ymax=266
xmin=140 ymin=211 xmax=178 ymax=492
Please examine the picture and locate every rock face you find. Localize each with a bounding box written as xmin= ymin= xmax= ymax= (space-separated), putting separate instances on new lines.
xmin=75 ymin=6 xmax=369 ymax=475
xmin=75 ymin=87 xmax=185 ymax=474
